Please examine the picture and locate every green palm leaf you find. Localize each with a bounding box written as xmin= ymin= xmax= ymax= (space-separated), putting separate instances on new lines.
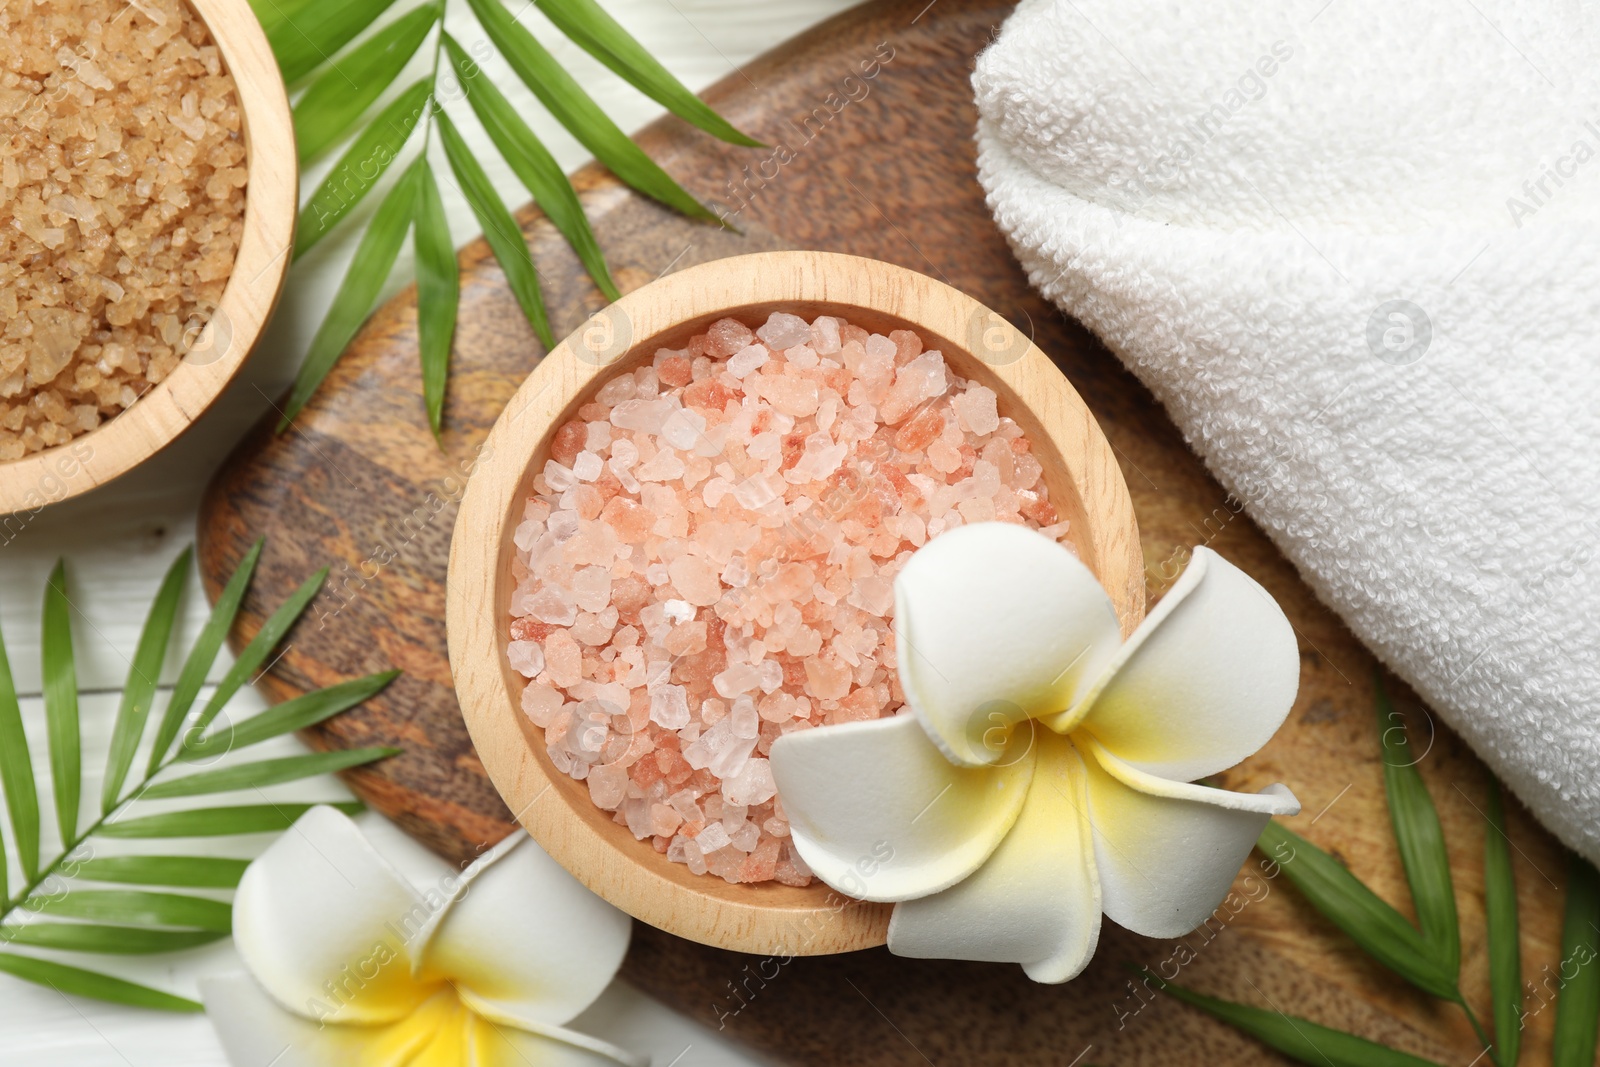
xmin=30 ymin=890 xmax=231 ymax=932
xmin=1147 ymin=971 xmax=1444 ymax=1067
xmin=188 ymin=565 xmax=328 ymax=739
xmin=411 ymin=158 xmax=459 ymax=436
xmin=71 ymin=855 xmax=250 ymax=889
xmin=98 ymin=801 xmax=365 ymax=839
xmin=259 ymin=0 xmax=401 ymax=85
xmin=184 ymin=672 xmax=400 ymax=759
xmin=0 ymin=545 xmax=396 ymax=1013
xmin=0 ymin=924 xmax=224 ymax=955
xmin=144 ymin=747 xmax=399 ymax=799
xmin=294 ymin=77 xmax=431 ymax=260
xmin=1257 ymin=822 xmax=1457 ymax=1000
xmin=0 ymin=953 xmax=200 ymax=1012
xmin=436 ymin=108 xmax=552 ymax=347
xmin=0 ymin=614 xmax=40 ymax=883
xmin=1483 ymin=779 xmax=1521 ymax=1066
xmin=41 ymin=561 xmax=80 ymax=844
xmin=1375 ymin=677 xmax=1460 ymax=977
xmin=1553 ymin=856 xmax=1600 ymax=1067
xmin=147 ymin=540 xmax=264 ymax=773
xmin=442 ymin=32 xmax=619 ymax=301
xmin=535 ymin=0 xmax=762 ymax=147
xmin=294 ymin=4 xmax=440 ymax=161
xmin=464 ymin=0 xmax=717 ymax=223
xmin=102 ymin=548 xmax=190 ymax=813
xmin=282 ymin=165 xmax=418 ymax=427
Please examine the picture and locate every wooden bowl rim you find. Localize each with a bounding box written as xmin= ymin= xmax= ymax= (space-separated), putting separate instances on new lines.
xmin=0 ymin=0 xmax=294 ymax=516
xmin=447 ymin=250 xmax=1143 ymax=955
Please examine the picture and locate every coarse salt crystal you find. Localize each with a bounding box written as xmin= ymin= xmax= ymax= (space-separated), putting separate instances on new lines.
xmin=544 ymin=460 xmax=577 ymax=491
xmin=727 ymin=344 xmax=770 ymax=378
xmin=507 ymin=640 xmax=546 ymax=678
xmin=757 ymin=311 xmax=813 ymax=350
xmin=649 ymin=684 xmax=690 ymax=729
xmin=696 ymin=821 xmax=732 ymax=852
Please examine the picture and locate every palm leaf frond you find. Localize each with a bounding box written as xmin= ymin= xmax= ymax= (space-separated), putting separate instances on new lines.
xmin=270 ymin=0 xmax=752 ymax=433
xmin=0 ymin=545 xmax=396 ymax=1011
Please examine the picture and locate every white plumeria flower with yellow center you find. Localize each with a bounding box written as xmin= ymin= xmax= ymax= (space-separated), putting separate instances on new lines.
xmin=201 ymin=806 xmax=642 ymax=1067
xmin=769 ymin=522 xmax=1302 ymax=983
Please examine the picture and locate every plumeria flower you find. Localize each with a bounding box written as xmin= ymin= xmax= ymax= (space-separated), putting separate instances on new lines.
xmin=201 ymin=806 xmax=641 ymax=1067
xmin=769 ymin=522 xmax=1301 ymax=983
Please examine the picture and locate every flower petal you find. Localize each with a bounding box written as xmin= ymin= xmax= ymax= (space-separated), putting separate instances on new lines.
xmin=417 ymin=832 xmax=631 ymax=1027
xmin=1058 ymin=546 xmax=1299 ymax=781
xmin=770 ymin=712 xmax=1034 ymax=902
xmin=231 ymin=805 xmax=432 ymax=1025
xmin=894 ymin=522 xmax=1123 ymax=766
xmin=201 ymin=972 xmax=374 ymax=1067
xmin=885 ymin=732 xmax=1102 ymax=983
xmin=1080 ymin=737 xmax=1299 ymax=939
xmin=469 ymin=1013 xmax=648 ymax=1067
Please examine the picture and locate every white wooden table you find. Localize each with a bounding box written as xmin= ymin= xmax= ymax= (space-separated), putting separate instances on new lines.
xmin=0 ymin=0 xmax=859 ymax=1061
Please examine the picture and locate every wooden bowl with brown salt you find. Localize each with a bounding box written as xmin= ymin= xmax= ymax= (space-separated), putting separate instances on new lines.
xmin=0 ymin=0 xmax=293 ymax=515
xmin=447 ymin=250 xmax=1143 ymax=954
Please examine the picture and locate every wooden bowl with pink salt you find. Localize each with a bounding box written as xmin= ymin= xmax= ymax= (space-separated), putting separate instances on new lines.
xmin=448 ymin=251 xmax=1143 ymax=955
xmin=0 ymin=0 xmax=293 ymax=515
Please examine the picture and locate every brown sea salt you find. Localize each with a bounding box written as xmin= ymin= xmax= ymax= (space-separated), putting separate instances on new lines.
xmin=0 ymin=0 xmax=246 ymax=460
xmin=508 ymin=313 xmax=1073 ymax=885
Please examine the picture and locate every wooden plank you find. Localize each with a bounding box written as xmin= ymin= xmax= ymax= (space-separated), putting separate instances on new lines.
xmin=196 ymin=1 xmax=1575 ymax=1063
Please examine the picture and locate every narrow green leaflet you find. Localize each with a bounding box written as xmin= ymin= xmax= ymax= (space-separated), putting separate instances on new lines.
xmin=98 ymin=801 xmax=365 ymax=839
xmin=411 ymin=158 xmax=459 ymax=436
xmin=144 ymin=747 xmax=399 ymax=799
xmin=436 ymin=109 xmax=552 ymax=346
xmin=147 ymin=540 xmax=264 ymax=773
xmin=187 ymin=566 xmax=328 ymax=740
xmin=535 ymin=0 xmax=761 ymax=147
xmin=0 ymin=954 xmax=200 ymax=1012
xmin=1483 ymin=780 xmax=1521 ymax=1066
xmin=102 ymin=548 xmax=190 ymax=813
xmin=0 ymin=924 xmax=224 ymax=955
xmin=1553 ymin=856 xmax=1600 ymax=1067
xmin=1148 ymin=972 xmax=1444 ymax=1067
xmin=295 ymin=78 xmax=432 ymax=260
xmin=185 ymin=672 xmax=400 ymax=759
xmin=294 ymin=4 xmax=440 ymax=161
xmin=282 ymin=167 xmax=418 ymax=427
xmin=1258 ymin=822 xmax=1458 ymax=1000
xmin=1375 ymin=678 xmax=1460 ymax=978
xmin=42 ymin=561 xmax=80 ymax=844
xmin=0 ymin=615 xmax=40 ymax=883
xmin=72 ymin=855 xmax=251 ymax=889
xmin=465 ymin=0 xmax=718 ymax=223
xmin=262 ymin=0 xmax=401 ymax=85
xmin=442 ymin=33 xmax=618 ymax=301
xmin=0 ymin=546 xmax=398 ymax=1014
xmin=31 ymin=890 xmax=232 ymax=933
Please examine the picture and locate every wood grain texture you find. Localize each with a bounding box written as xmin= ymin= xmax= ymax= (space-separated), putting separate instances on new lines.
xmin=0 ymin=0 xmax=295 ymax=516
xmin=447 ymin=250 xmax=1142 ymax=955
xmin=197 ymin=1 xmax=1575 ymax=1063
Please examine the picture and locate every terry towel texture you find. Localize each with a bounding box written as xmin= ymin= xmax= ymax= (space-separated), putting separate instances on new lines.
xmin=974 ymin=0 xmax=1600 ymax=860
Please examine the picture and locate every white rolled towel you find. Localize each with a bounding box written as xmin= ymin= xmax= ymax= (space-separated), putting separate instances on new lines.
xmin=974 ymin=0 xmax=1600 ymax=860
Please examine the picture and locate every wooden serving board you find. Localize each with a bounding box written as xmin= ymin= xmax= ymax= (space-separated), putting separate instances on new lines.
xmin=197 ymin=1 xmax=1575 ymax=1062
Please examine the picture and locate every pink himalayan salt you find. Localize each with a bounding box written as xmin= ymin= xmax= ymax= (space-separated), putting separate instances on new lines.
xmin=507 ymin=312 xmax=1073 ymax=885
